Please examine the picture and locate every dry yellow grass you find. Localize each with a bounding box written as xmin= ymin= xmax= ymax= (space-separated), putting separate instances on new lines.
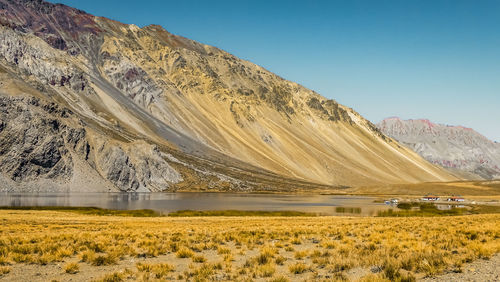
xmin=352 ymin=180 xmax=500 ymax=197
xmin=63 ymin=262 xmax=80 ymax=274
xmin=0 ymin=210 xmax=499 ymax=281
xmin=0 ymin=266 xmax=10 ymax=275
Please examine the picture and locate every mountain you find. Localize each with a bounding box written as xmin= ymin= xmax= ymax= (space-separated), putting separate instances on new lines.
xmin=377 ymin=117 xmax=500 ymax=180
xmin=0 ymin=0 xmax=455 ymax=192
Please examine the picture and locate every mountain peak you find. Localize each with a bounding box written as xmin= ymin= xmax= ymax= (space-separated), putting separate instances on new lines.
xmin=382 ymin=116 xmax=402 ymax=121
xmin=377 ymin=118 xmax=500 ymax=180
xmin=413 ymin=119 xmax=436 ymax=129
xmin=0 ymin=0 xmax=101 ymax=52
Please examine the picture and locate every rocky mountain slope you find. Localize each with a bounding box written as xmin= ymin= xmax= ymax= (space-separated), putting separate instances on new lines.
xmin=377 ymin=117 xmax=500 ymax=180
xmin=0 ymin=0 xmax=455 ymax=192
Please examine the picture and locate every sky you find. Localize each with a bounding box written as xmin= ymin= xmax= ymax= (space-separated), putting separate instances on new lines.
xmin=50 ymin=0 xmax=500 ymax=142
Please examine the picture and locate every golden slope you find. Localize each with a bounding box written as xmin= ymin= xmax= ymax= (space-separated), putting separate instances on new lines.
xmin=89 ymin=20 xmax=455 ymax=186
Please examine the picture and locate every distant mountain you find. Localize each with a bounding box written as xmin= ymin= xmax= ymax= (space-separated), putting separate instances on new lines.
xmin=377 ymin=117 xmax=500 ymax=180
xmin=0 ymin=0 xmax=454 ymax=192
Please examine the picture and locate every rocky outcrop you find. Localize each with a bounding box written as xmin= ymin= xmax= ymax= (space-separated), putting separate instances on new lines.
xmin=0 ymin=95 xmax=183 ymax=192
xmin=102 ymin=57 xmax=163 ymax=108
xmin=0 ymin=96 xmax=78 ymax=182
xmin=377 ymin=117 xmax=500 ymax=180
xmin=94 ymin=141 xmax=183 ymax=192
xmin=0 ymin=0 xmax=102 ymax=55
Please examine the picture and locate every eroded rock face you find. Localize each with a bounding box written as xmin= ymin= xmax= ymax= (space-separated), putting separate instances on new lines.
xmin=0 ymin=97 xmax=76 ymax=182
xmin=103 ymin=57 xmax=163 ymax=108
xmin=134 ymin=146 xmax=183 ymax=192
xmin=97 ymin=145 xmax=139 ymax=191
xmin=0 ymin=96 xmax=182 ymax=191
xmin=95 ymin=143 xmax=183 ymax=192
xmin=0 ymin=26 xmax=95 ymax=95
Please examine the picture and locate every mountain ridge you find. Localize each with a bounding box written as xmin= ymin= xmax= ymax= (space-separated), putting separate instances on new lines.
xmin=377 ymin=117 xmax=500 ymax=180
xmin=0 ymin=0 xmax=456 ymax=192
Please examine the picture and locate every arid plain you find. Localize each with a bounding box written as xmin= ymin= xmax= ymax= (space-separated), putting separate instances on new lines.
xmin=0 ymin=209 xmax=499 ymax=282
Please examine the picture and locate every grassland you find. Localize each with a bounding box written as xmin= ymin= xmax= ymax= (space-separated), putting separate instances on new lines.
xmin=0 ymin=206 xmax=161 ymax=217
xmin=0 ymin=210 xmax=499 ymax=281
xmin=167 ymin=210 xmax=316 ymax=217
xmin=377 ymin=203 xmax=500 ymax=217
xmin=350 ymin=180 xmax=500 ymax=197
xmin=0 ymin=207 xmax=316 ymax=217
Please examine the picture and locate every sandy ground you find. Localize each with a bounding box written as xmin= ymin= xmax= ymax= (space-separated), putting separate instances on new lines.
xmin=2 ymin=252 xmax=499 ymax=281
xmin=421 ymin=254 xmax=500 ymax=282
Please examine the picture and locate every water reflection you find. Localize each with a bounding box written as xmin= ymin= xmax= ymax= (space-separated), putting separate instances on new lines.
xmin=0 ymin=192 xmax=393 ymax=216
xmin=436 ymin=204 xmax=466 ymax=210
xmin=335 ymin=207 xmax=362 ymax=214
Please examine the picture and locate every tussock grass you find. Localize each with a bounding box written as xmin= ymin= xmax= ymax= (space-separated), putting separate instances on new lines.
xmin=294 ymin=250 xmax=308 ymax=259
xmin=63 ymin=262 xmax=79 ymax=274
xmin=255 ymin=246 xmax=277 ymax=265
xmin=136 ymin=262 xmax=174 ymax=279
xmin=0 ymin=266 xmax=10 ymax=275
xmin=176 ymin=247 xmax=194 ymax=258
xmin=0 ymin=211 xmax=498 ymax=281
xmin=256 ymin=264 xmax=275 ymax=277
xmin=94 ymin=271 xmax=126 ymax=282
xmin=275 ymin=255 xmax=286 ymax=265
xmin=192 ymin=254 xmax=207 ymax=263
xmin=90 ymin=253 xmax=118 ymax=266
xmin=185 ymin=262 xmax=222 ymax=280
xmin=217 ymin=246 xmax=231 ymax=255
xmin=269 ymin=275 xmax=290 ymax=282
xmin=289 ymin=262 xmax=309 ymax=274
xmin=223 ymin=253 xmax=233 ymax=262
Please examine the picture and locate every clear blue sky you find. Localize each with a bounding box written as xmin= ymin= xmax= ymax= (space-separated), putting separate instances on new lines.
xmin=50 ymin=0 xmax=500 ymax=141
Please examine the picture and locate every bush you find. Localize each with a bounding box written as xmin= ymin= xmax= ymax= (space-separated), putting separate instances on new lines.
xmin=275 ymin=255 xmax=286 ymax=265
xmin=269 ymin=275 xmax=289 ymax=282
xmin=94 ymin=271 xmax=125 ymax=282
xmin=64 ymin=262 xmax=79 ymax=274
xmin=192 ymin=255 xmax=206 ymax=263
xmin=294 ymin=250 xmax=308 ymax=259
xmin=257 ymin=264 xmax=275 ymax=277
xmin=90 ymin=253 xmax=117 ymax=266
xmin=0 ymin=266 xmax=10 ymax=276
xmin=176 ymin=247 xmax=194 ymax=258
xmin=289 ymin=263 xmax=308 ymax=274
xmin=217 ymin=246 xmax=231 ymax=255
xmin=152 ymin=263 xmax=174 ymax=278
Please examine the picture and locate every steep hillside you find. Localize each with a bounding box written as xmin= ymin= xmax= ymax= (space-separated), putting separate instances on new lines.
xmin=378 ymin=117 xmax=500 ymax=180
xmin=0 ymin=0 xmax=455 ymax=192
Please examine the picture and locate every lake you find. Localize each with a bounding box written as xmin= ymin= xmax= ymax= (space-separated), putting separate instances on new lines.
xmin=0 ymin=192 xmax=394 ymax=216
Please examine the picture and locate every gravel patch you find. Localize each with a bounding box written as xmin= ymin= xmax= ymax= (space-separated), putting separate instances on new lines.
xmin=421 ymin=254 xmax=500 ymax=282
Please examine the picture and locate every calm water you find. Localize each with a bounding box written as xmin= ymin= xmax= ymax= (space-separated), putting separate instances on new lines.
xmin=0 ymin=193 xmax=393 ymax=216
